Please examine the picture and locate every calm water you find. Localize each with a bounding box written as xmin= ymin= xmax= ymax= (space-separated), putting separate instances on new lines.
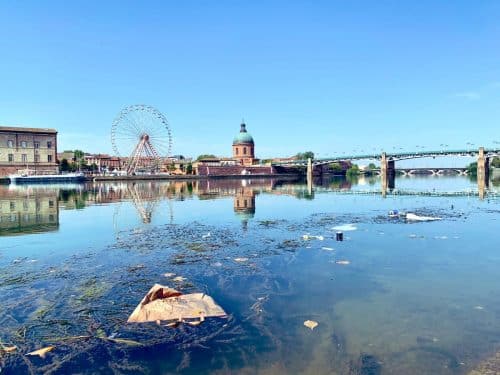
xmin=0 ymin=176 xmax=499 ymax=374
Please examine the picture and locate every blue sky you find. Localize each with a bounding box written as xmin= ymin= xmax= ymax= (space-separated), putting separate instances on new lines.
xmin=1 ymin=0 xmax=500 ymax=160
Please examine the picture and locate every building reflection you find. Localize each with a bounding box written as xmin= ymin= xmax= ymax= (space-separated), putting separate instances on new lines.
xmin=0 ymin=185 xmax=59 ymax=236
xmin=0 ymin=177 xmax=313 ymax=236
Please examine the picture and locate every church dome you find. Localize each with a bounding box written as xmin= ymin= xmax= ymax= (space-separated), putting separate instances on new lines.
xmin=233 ymin=122 xmax=254 ymax=145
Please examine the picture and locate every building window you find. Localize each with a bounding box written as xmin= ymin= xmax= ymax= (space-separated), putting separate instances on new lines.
xmin=21 ymin=154 xmax=27 ymax=163
xmin=8 ymin=154 xmax=14 ymax=162
xmin=243 ymin=147 xmax=247 ymax=155
xmin=48 ymin=154 xmax=53 ymax=162
xmin=47 ymin=141 xmax=52 ymax=149
xmin=21 ymin=141 xmax=27 ymax=148
xmin=10 ymin=201 xmax=15 ymax=211
xmin=34 ymin=154 xmax=40 ymax=162
xmin=34 ymin=141 xmax=40 ymax=149
xmin=49 ymin=200 xmax=54 ymax=208
xmin=7 ymin=140 xmax=14 ymax=148
xmin=235 ymin=148 xmax=239 ymax=155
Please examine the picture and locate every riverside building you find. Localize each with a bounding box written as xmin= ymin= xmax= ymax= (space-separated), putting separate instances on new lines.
xmin=0 ymin=126 xmax=58 ymax=176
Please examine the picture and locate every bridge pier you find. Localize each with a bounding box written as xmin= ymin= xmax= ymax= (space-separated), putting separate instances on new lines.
xmin=381 ymin=152 xmax=395 ymax=196
xmin=477 ymin=147 xmax=489 ymax=199
xmin=307 ymin=158 xmax=313 ymax=195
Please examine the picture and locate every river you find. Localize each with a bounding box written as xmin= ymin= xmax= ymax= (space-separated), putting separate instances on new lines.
xmin=0 ymin=175 xmax=499 ymax=374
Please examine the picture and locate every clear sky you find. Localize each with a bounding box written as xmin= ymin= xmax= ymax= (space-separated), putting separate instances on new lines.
xmin=1 ymin=0 xmax=499 ymax=160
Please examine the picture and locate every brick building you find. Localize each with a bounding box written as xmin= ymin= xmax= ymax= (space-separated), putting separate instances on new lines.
xmin=0 ymin=126 xmax=58 ymax=176
xmin=195 ymin=122 xmax=273 ymax=176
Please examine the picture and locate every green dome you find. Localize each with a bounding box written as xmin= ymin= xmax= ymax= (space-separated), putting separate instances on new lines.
xmin=233 ymin=122 xmax=254 ymax=145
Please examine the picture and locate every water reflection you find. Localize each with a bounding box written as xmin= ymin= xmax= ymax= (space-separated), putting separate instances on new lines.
xmin=1 ymin=175 xmax=498 ymax=237
xmin=0 ymin=185 xmax=59 ymax=236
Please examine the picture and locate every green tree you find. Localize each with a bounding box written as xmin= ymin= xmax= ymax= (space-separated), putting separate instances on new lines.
xmin=60 ymin=158 xmax=70 ymax=172
xmin=196 ymin=154 xmax=217 ymax=161
xmin=329 ymin=162 xmax=344 ymax=174
xmin=296 ymin=151 xmax=315 ymax=160
xmin=467 ymin=161 xmax=477 ymax=176
xmin=186 ymin=163 xmax=193 ymax=174
xmin=346 ymin=164 xmax=360 ymax=177
xmin=491 ymin=157 xmax=500 ymax=168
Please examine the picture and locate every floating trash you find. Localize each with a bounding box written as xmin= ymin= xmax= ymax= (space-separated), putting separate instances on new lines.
xmin=303 ymin=320 xmax=319 ymax=330
xmin=474 ymin=305 xmax=484 ymax=310
xmin=321 ymin=247 xmax=334 ymax=251
xmin=127 ymin=284 xmax=226 ymax=324
xmin=336 ymin=232 xmax=344 ymax=241
xmin=406 ymin=213 xmax=442 ymax=221
xmin=335 ymin=260 xmax=350 ymax=265
xmin=202 ymin=232 xmax=211 ymax=239
xmin=163 ymin=272 xmax=175 ymax=278
xmin=26 ymin=346 xmax=55 ymax=359
xmin=332 ymin=224 xmax=357 ymax=231
xmin=234 ymin=257 xmax=249 ymax=263
xmin=302 ymin=234 xmax=324 ymax=241
xmin=172 ymin=276 xmax=186 ymax=282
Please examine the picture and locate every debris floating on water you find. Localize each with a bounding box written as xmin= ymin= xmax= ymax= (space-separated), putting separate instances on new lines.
xmin=163 ymin=272 xmax=176 ymax=278
xmin=336 ymin=260 xmax=350 ymax=265
xmin=26 ymin=346 xmax=55 ymax=359
xmin=128 ymin=284 xmax=226 ymax=324
xmin=202 ymin=232 xmax=211 ymax=239
xmin=234 ymin=257 xmax=249 ymax=263
xmin=172 ymin=276 xmax=186 ymax=282
xmin=302 ymin=234 xmax=324 ymax=241
xmin=304 ymin=320 xmax=319 ymax=330
xmin=406 ymin=213 xmax=442 ymax=221
xmin=321 ymin=247 xmax=334 ymax=251
xmin=332 ymin=224 xmax=357 ymax=231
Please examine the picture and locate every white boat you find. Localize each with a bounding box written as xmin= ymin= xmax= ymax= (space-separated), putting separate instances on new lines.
xmin=8 ymin=172 xmax=86 ymax=184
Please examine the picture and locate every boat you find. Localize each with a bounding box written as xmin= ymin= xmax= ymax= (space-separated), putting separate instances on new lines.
xmin=8 ymin=171 xmax=86 ymax=184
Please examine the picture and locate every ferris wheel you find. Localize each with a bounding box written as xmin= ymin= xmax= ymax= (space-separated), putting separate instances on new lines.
xmin=111 ymin=105 xmax=172 ymax=175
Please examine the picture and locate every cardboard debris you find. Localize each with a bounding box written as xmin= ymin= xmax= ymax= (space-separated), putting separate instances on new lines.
xmin=127 ymin=284 xmax=227 ymax=323
xmin=304 ymin=320 xmax=319 ymax=330
xmin=26 ymin=346 xmax=55 ymax=358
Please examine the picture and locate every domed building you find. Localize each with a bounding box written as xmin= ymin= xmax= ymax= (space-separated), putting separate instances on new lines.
xmin=232 ymin=122 xmax=256 ymax=166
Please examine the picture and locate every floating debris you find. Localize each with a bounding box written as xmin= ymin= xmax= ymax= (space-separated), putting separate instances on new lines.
xmin=304 ymin=320 xmax=319 ymax=330
xmin=202 ymin=232 xmax=211 ymax=239
xmin=163 ymin=272 xmax=176 ymax=278
xmin=234 ymin=257 xmax=249 ymax=263
xmin=172 ymin=276 xmax=186 ymax=282
xmin=26 ymin=346 xmax=55 ymax=359
xmin=406 ymin=213 xmax=442 ymax=221
xmin=321 ymin=247 xmax=334 ymax=251
xmin=128 ymin=284 xmax=226 ymax=323
xmin=0 ymin=345 xmax=17 ymax=354
xmin=474 ymin=306 xmax=485 ymax=310
xmin=332 ymin=224 xmax=357 ymax=231
xmin=336 ymin=260 xmax=350 ymax=265
xmin=302 ymin=234 xmax=324 ymax=241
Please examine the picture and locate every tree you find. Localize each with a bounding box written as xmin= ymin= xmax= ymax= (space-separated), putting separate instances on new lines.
xmin=196 ymin=154 xmax=217 ymax=161
xmin=467 ymin=161 xmax=477 ymax=176
xmin=186 ymin=163 xmax=193 ymax=175
xmin=346 ymin=164 xmax=360 ymax=177
xmin=296 ymin=151 xmax=315 ymax=160
xmin=329 ymin=162 xmax=344 ymax=174
xmin=60 ymin=158 xmax=70 ymax=172
xmin=491 ymin=157 xmax=500 ymax=168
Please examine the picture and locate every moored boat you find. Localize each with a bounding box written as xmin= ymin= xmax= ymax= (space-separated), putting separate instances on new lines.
xmin=8 ymin=172 xmax=86 ymax=184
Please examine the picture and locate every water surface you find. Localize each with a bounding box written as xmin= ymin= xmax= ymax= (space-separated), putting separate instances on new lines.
xmin=0 ymin=176 xmax=499 ymax=374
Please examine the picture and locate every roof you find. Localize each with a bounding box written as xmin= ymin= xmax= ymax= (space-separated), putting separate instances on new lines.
xmin=233 ymin=122 xmax=254 ymax=145
xmin=0 ymin=126 xmax=57 ymax=134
